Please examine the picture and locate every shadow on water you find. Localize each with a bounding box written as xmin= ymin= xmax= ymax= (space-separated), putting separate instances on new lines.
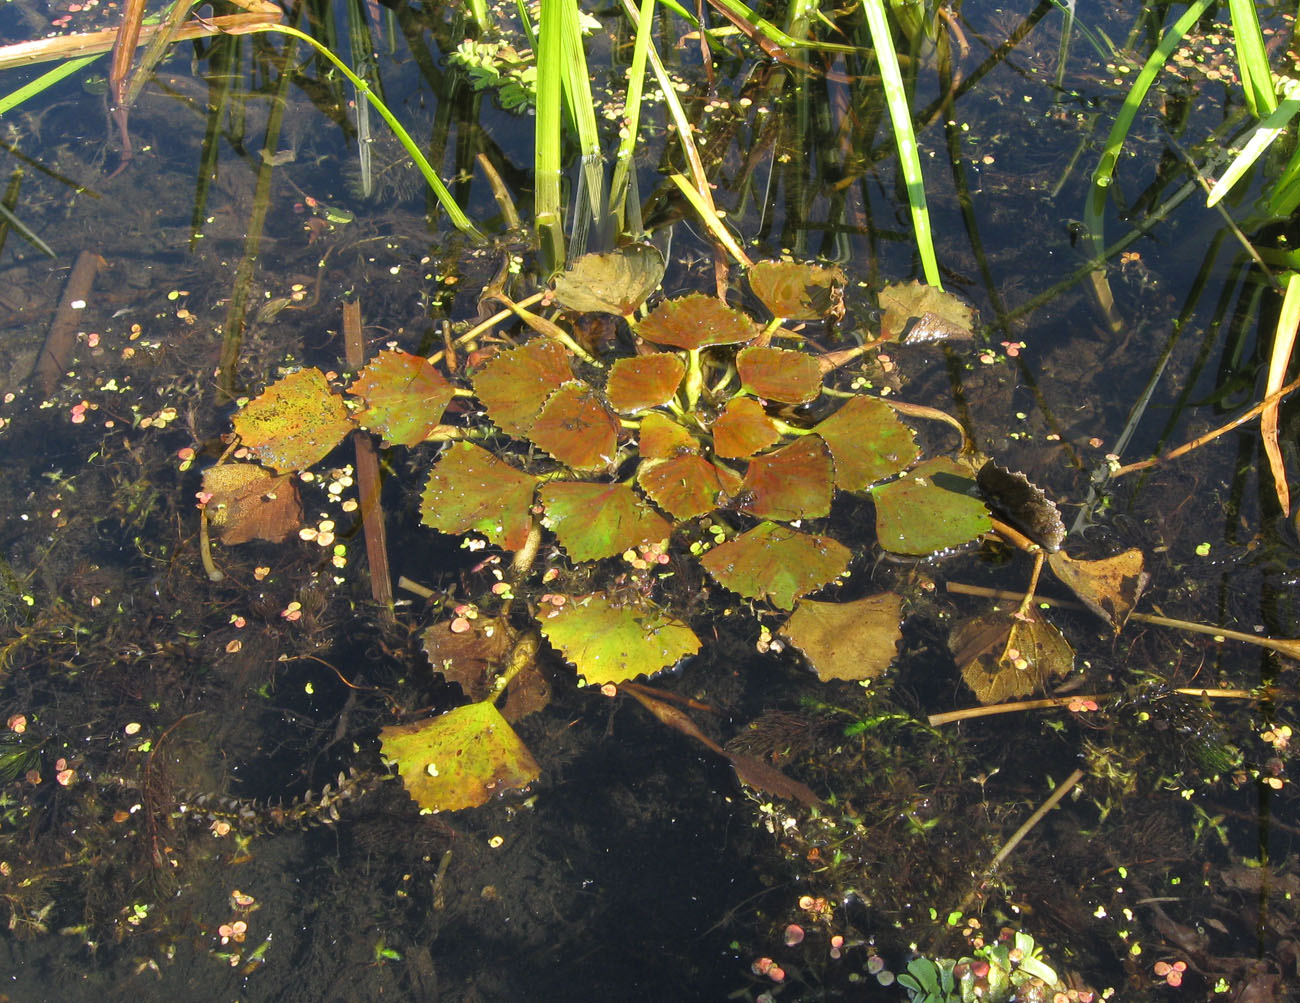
xmin=0 ymin=0 xmax=1298 ymax=1000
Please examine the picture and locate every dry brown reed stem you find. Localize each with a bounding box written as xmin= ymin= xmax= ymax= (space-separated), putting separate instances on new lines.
xmin=0 ymin=9 xmax=278 ymax=71
xmin=32 ymin=250 xmax=104 ymax=396
xmin=946 ymin=580 xmax=1300 ymax=660
xmin=958 ymin=768 xmax=1085 ymax=914
xmin=927 ymin=688 xmax=1255 ymax=728
xmin=1111 ymin=373 xmax=1300 ymax=478
xmin=343 ymin=300 xmax=394 ymax=624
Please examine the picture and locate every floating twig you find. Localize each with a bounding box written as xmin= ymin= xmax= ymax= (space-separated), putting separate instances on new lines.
xmin=928 ymin=688 xmax=1255 ymax=727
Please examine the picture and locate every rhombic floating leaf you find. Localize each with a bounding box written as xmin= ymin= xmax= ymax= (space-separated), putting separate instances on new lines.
xmin=700 ymin=522 xmax=851 ymax=609
xmin=538 ymin=593 xmax=700 ymax=685
xmin=348 ymin=350 xmax=454 ymax=447
xmin=233 ymin=368 xmax=353 ymax=473
xmin=538 ymin=482 xmax=670 ymax=561
xmin=551 ymin=244 xmax=665 ymax=317
xmin=420 ymin=442 xmax=537 ymax=551
xmin=873 ymin=457 xmax=991 ymax=555
xmin=747 ymin=260 xmax=846 ymax=321
xmin=780 ymin=593 xmax=903 ymax=682
xmin=380 ymin=701 xmax=541 ymax=813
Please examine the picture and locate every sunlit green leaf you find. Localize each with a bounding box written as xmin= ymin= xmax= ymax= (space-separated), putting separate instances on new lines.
xmin=528 ymin=381 xmax=621 ymax=470
xmin=737 ymin=346 xmax=823 ymax=404
xmin=473 ymin=338 xmax=573 ymax=437
xmin=713 ymin=397 xmax=781 ymax=459
xmin=747 ymin=260 xmax=846 ymax=321
xmin=872 ymin=457 xmax=990 ymax=555
xmin=348 ymin=350 xmax=454 ymax=447
xmin=539 ymin=481 xmax=670 ymax=561
xmin=233 ymin=368 xmax=354 ymax=474
xmin=538 ymin=593 xmax=701 ymax=684
xmin=605 ymin=353 xmax=686 ymax=413
xmin=814 ymin=396 xmax=919 ymax=491
xmin=420 ymin=442 xmax=537 ymax=551
xmin=780 ymin=593 xmax=902 ymax=681
xmin=700 ymin=522 xmax=850 ymax=609
xmin=742 ymin=436 xmax=833 ymax=521
xmin=380 ymin=701 xmax=541 ymax=813
xmin=638 ymin=293 xmax=759 ymax=349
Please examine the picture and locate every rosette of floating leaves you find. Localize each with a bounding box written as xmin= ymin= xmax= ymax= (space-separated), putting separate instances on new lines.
xmin=419 ymin=266 xmax=995 ymax=688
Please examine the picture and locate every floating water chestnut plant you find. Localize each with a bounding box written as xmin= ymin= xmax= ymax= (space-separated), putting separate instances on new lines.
xmin=216 ymin=252 xmax=1129 ymax=812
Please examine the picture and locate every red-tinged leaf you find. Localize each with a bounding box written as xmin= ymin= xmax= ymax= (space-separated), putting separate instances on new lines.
xmin=420 ymin=442 xmax=537 ymax=551
xmin=736 ymin=346 xmax=823 ymax=405
xmin=605 ymin=353 xmax=686 ymax=413
xmin=779 ymin=593 xmax=902 ymax=682
xmin=700 ymin=522 xmax=850 ymax=609
xmin=233 ymin=368 xmax=354 ymax=473
xmin=638 ymin=453 xmax=733 ymax=519
xmin=472 ymin=339 xmax=573 ymax=437
xmin=538 ymin=593 xmax=700 ymax=685
xmin=551 ymin=243 xmax=665 ymax=316
xmin=538 ymin=481 xmax=670 ymax=561
xmin=349 ymin=350 xmax=454 ymax=447
xmin=742 ymin=436 xmax=833 ymax=521
xmin=380 ymin=701 xmax=540 ymax=813
xmin=528 ymin=382 xmax=621 ymax=470
xmin=639 ymin=411 xmax=699 ymax=460
xmin=747 ymin=260 xmax=846 ymax=320
xmin=814 ymin=396 xmax=919 ymax=491
xmin=713 ymin=397 xmax=781 ymax=459
xmin=638 ymin=293 xmax=759 ymax=349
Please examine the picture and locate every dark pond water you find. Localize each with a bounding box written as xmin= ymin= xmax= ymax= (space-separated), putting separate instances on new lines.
xmin=0 ymin=1 xmax=1298 ymax=1001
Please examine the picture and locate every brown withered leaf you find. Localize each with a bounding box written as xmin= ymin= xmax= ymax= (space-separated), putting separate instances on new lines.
xmin=879 ymin=280 xmax=977 ymax=343
xmin=1047 ymin=548 xmax=1149 ymax=633
xmin=422 ymin=616 xmax=512 ymax=701
xmin=502 ymin=662 xmax=551 ymax=722
xmin=624 ymin=685 xmax=819 ymax=806
xmin=203 ymin=463 xmax=302 ymax=544
xmin=951 ymin=612 xmax=1074 ymax=704
xmin=728 ymin=752 xmax=821 ymax=807
xmin=977 ymin=461 xmax=1066 ymax=552
xmin=780 ymin=593 xmax=902 ymax=682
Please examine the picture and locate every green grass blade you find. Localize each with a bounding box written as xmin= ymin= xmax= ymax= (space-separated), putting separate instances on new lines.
xmin=0 ymin=53 xmax=101 ymax=115
xmin=608 ymin=0 xmax=655 ymax=236
xmin=1207 ymin=83 xmax=1300 ymax=208
xmin=0 ymin=199 xmax=56 ymax=258
xmin=223 ymin=23 xmax=484 ymax=242
xmin=558 ymin=0 xmax=604 ymax=251
xmin=1083 ymin=0 xmax=1211 ymax=255
xmin=534 ymin=0 xmax=566 ymax=266
xmin=1227 ymin=0 xmax=1277 ymax=119
xmin=859 ymin=0 xmax=940 ymax=288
